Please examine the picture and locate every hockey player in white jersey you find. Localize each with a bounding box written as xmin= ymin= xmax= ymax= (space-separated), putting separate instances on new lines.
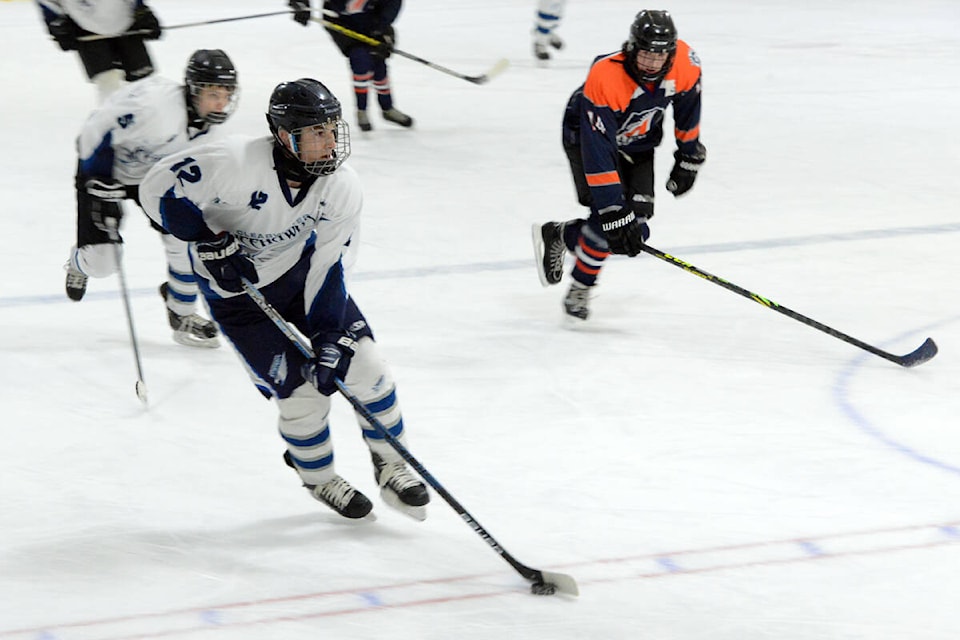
xmin=36 ymin=0 xmax=162 ymax=102
xmin=532 ymin=0 xmax=567 ymax=61
xmin=64 ymin=49 xmax=239 ymax=348
xmin=139 ymin=78 xmax=430 ymax=520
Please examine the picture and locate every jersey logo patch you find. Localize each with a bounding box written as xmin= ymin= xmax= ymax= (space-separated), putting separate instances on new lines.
xmin=617 ymin=107 xmax=663 ymax=145
xmin=117 ymin=113 xmax=134 ymax=128
xmin=248 ymin=191 xmax=269 ymax=210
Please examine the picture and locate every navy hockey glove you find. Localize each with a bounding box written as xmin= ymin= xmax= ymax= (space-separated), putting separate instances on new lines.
xmin=196 ymin=233 xmax=259 ymax=293
xmin=599 ymin=207 xmax=646 ymax=257
xmin=369 ymin=25 xmax=395 ymax=58
xmin=666 ymin=143 xmax=707 ymax=197
xmin=85 ymin=178 xmax=127 ymax=234
xmin=303 ymin=332 xmax=358 ymax=396
xmin=47 ymin=15 xmax=79 ymax=51
xmin=289 ymin=0 xmax=311 ymax=25
xmin=131 ymin=4 xmax=162 ymax=40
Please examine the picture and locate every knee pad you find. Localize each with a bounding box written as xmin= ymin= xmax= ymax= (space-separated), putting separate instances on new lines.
xmin=74 ymin=243 xmax=119 ymax=278
xmin=92 ymin=69 xmax=124 ymax=103
xmin=277 ymin=383 xmax=329 ymax=427
xmin=344 ymin=338 xmax=394 ymax=394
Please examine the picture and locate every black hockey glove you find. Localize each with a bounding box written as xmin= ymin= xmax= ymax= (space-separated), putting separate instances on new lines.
xmin=289 ymin=0 xmax=311 ymax=25
xmin=196 ymin=233 xmax=259 ymax=293
xmin=131 ymin=4 xmax=162 ymax=40
xmin=599 ymin=207 xmax=646 ymax=257
xmin=666 ymin=143 xmax=707 ymax=197
xmin=369 ymin=25 xmax=395 ymax=58
xmin=48 ymin=15 xmax=79 ymax=51
xmin=85 ymin=178 xmax=127 ymax=234
xmin=303 ymin=332 xmax=358 ymax=396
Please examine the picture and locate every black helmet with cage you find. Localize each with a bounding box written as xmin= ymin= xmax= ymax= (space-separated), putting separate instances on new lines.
xmin=266 ymin=78 xmax=351 ymax=178
xmin=184 ymin=49 xmax=239 ymax=124
xmin=623 ymin=10 xmax=678 ymax=83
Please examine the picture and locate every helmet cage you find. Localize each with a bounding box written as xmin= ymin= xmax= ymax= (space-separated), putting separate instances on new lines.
xmin=266 ymin=79 xmax=351 ymax=176
xmin=625 ymin=10 xmax=678 ymax=82
xmin=188 ymin=83 xmax=240 ymax=125
xmin=286 ymin=119 xmax=351 ymax=176
xmin=185 ymin=49 xmax=239 ymax=125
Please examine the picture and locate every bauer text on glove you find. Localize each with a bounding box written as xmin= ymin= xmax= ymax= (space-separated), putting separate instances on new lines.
xmin=196 ymin=233 xmax=259 ymax=293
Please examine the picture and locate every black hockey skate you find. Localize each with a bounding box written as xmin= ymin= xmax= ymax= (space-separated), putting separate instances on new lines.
xmin=382 ymin=108 xmax=414 ymax=128
xmin=372 ymin=452 xmax=429 ymax=521
xmin=284 ymin=450 xmax=373 ymax=519
xmin=64 ymin=263 xmax=88 ymax=301
xmin=532 ymin=221 xmax=567 ymax=287
xmin=357 ymin=110 xmax=372 ymax=132
xmin=563 ymin=282 xmax=591 ymax=321
xmin=159 ymin=283 xmax=220 ymax=348
xmin=533 ymin=34 xmax=564 ymax=61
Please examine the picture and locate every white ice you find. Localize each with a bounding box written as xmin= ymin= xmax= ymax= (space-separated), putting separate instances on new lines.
xmin=2 ymin=0 xmax=960 ymax=638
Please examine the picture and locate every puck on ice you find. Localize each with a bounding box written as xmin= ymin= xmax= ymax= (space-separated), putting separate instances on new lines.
xmin=530 ymin=582 xmax=556 ymax=595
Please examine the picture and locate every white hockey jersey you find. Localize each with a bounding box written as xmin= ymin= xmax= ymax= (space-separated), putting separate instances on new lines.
xmin=77 ymin=75 xmax=216 ymax=185
xmin=139 ymin=135 xmax=363 ymax=302
xmin=38 ymin=0 xmax=137 ymax=36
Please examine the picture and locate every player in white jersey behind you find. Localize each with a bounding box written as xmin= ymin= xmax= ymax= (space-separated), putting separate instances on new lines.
xmin=36 ymin=0 xmax=162 ymax=102
xmin=532 ymin=0 xmax=566 ymax=61
xmin=139 ymin=78 xmax=430 ymax=520
xmin=64 ymin=49 xmax=239 ymax=348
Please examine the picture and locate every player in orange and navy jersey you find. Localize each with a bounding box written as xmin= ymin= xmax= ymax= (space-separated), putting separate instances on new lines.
xmin=532 ymin=10 xmax=706 ymax=321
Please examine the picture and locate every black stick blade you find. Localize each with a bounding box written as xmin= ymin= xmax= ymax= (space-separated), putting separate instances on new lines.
xmin=895 ymin=337 xmax=938 ymax=368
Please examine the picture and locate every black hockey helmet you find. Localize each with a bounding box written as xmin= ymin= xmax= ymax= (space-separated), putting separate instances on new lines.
xmin=624 ymin=10 xmax=678 ymax=82
xmin=266 ymin=78 xmax=350 ymax=176
xmin=185 ymin=49 xmax=239 ymax=124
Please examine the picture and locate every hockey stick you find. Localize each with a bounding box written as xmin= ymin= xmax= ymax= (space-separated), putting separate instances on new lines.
xmin=639 ymin=243 xmax=938 ymax=368
xmin=105 ymin=220 xmax=148 ymax=404
xmin=77 ymin=11 xmax=295 ymax=42
xmin=240 ymin=278 xmax=578 ymax=597
xmin=312 ymin=17 xmax=509 ymax=85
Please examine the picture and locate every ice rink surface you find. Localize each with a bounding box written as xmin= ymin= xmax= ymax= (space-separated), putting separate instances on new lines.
xmin=1 ymin=0 xmax=959 ymax=638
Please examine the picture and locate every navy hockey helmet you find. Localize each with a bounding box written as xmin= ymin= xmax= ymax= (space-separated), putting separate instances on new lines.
xmin=266 ymin=78 xmax=350 ymax=177
xmin=624 ymin=10 xmax=678 ymax=82
xmin=185 ymin=49 xmax=239 ymax=124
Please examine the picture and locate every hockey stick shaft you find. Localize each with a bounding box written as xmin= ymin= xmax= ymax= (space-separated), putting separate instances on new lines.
xmin=312 ymin=18 xmax=508 ymax=85
xmin=640 ymin=244 xmax=937 ymax=367
xmin=77 ymin=11 xmax=295 ymax=42
xmin=240 ymin=278 xmax=577 ymax=595
xmin=106 ymin=221 xmax=147 ymax=404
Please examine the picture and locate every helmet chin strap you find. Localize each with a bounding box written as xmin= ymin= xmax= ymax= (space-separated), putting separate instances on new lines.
xmin=272 ymin=142 xmax=314 ymax=184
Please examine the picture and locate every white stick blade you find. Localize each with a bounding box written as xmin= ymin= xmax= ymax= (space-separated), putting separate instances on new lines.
xmin=541 ymin=570 xmax=579 ymax=596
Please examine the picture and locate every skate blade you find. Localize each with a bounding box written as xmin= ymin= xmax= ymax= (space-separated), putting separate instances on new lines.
xmin=380 ymin=489 xmax=427 ymax=522
xmin=172 ymin=332 xmax=221 ymax=349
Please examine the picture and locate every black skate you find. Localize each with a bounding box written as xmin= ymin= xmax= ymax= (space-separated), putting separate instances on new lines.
xmin=532 ymin=221 xmax=567 ymax=287
xmin=563 ymin=282 xmax=591 ymax=321
xmin=284 ymin=450 xmax=374 ymax=519
xmin=357 ymin=110 xmax=372 ymax=132
xmin=533 ymin=34 xmax=564 ymax=60
xmin=372 ymin=452 xmax=429 ymax=521
xmin=159 ymin=283 xmax=220 ymax=348
xmin=382 ymin=108 xmax=414 ymax=128
xmin=64 ymin=263 xmax=88 ymax=301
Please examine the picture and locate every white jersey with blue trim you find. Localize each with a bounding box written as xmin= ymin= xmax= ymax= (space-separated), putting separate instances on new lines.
xmin=78 ymin=76 xmax=215 ymax=186
xmin=38 ymin=0 xmax=137 ymax=36
xmin=139 ymin=135 xmax=363 ymax=299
